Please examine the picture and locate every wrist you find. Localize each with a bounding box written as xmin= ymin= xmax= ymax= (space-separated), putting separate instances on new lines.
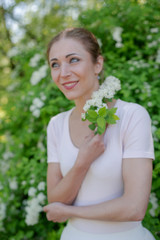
xmin=66 ymin=205 xmax=78 ymax=218
xmin=75 ymin=154 xmax=91 ymax=171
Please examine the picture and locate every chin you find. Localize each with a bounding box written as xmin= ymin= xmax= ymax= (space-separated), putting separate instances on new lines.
xmin=64 ymin=92 xmax=82 ymax=101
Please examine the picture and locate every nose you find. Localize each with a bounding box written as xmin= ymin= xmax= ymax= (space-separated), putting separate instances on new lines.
xmin=60 ymin=63 xmax=71 ymax=78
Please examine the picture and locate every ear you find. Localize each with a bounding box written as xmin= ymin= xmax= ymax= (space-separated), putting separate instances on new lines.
xmin=94 ymin=55 xmax=104 ymax=75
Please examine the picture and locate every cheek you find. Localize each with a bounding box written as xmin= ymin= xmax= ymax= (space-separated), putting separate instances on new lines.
xmin=51 ymin=70 xmax=58 ymax=83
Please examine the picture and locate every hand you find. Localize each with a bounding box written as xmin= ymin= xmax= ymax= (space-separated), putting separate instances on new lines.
xmin=43 ymin=202 xmax=70 ymax=223
xmin=77 ymin=132 xmax=105 ymax=168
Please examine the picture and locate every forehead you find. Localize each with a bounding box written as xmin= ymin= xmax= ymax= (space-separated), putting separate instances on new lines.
xmin=49 ymin=38 xmax=88 ymax=60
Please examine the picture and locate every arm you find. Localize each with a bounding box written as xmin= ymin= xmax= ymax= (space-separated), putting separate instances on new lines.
xmin=44 ymin=157 xmax=153 ymax=222
xmin=68 ymin=157 xmax=153 ymax=221
xmin=47 ymin=133 xmax=105 ymax=204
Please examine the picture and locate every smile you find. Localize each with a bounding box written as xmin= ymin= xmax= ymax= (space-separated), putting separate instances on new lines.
xmin=62 ymin=81 xmax=79 ymax=90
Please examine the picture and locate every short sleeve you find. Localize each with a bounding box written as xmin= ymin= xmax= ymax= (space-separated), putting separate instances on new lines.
xmin=47 ymin=118 xmax=59 ymax=163
xmin=122 ymin=105 xmax=155 ymax=160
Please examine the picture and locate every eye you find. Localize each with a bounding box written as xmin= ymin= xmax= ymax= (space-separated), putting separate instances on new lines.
xmin=51 ymin=62 xmax=59 ymax=68
xmin=70 ymin=57 xmax=80 ymax=63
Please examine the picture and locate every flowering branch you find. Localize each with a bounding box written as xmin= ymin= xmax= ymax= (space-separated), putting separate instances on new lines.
xmin=82 ymin=76 xmax=121 ymax=135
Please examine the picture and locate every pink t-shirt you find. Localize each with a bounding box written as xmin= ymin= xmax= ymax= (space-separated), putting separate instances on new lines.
xmin=47 ymin=99 xmax=154 ymax=233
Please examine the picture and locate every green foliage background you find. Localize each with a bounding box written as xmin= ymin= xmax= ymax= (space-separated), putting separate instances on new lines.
xmin=0 ymin=0 xmax=160 ymax=239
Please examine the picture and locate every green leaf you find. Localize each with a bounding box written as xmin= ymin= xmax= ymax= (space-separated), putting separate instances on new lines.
xmin=86 ymin=115 xmax=97 ymax=123
xmin=97 ymin=126 xmax=104 ymax=135
xmin=97 ymin=117 xmax=106 ymax=134
xmin=108 ymin=107 xmax=117 ymax=115
xmin=86 ymin=109 xmax=98 ymax=123
xmin=97 ymin=116 xmax=106 ymax=129
xmin=88 ymin=109 xmax=98 ymax=119
xmin=106 ymin=116 xmax=116 ymax=124
xmin=113 ymin=114 xmax=119 ymax=120
xmin=98 ymin=107 xmax=107 ymax=117
xmin=89 ymin=123 xmax=96 ymax=131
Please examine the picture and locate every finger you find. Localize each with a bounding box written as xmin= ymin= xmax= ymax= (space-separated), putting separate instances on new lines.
xmin=94 ymin=132 xmax=105 ymax=140
xmin=43 ymin=206 xmax=48 ymax=212
xmin=85 ymin=132 xmax=94 ymax=140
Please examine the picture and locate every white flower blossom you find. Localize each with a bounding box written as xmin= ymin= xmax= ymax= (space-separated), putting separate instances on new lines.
xmin=83 ymin=76 xmax=121 ymax=112
xmin=30 ymin=65 xmax=48 ymax=85
xmin=7 ymin=47 xmax=19 ymax=57
xmin=112 ymin=27 xmax=123 ymax=42
xmin=150 ymin=28 xmax=159 ymax=33
xmin=29 ymin=53 xmax=42 ymax=67
xmin=81 ymin=113 xmax=86 ymax=120
xmin=25 ymin=198 xmax=42 ymax=225
xmin=0 ymin=161 xmax=10 ymax=173
xmin=37 ymin=141 xmax=45 ymax=151
xmin=148 ymin=41 xmax=158 ymax=48
xmin=33 ymin=98 xmax=44 ymax=108
xmin=25 ymin=192 xmax=46 ymax=225
xmin=156 ymin=49 xmax=160 ymax=63
xmin=22 ymin=181 xmax=26 ymax=186
xmin=37 ymin=182 xmax=45 ymax=191
xmin=3 ymin=151 xmax=14 ymax=160
xmin=37 ymin=193 xmax=46 ymax=203
xmin=143 ymin=82 xmax=151 ymax=97
xmin=151 ymin=125 xmax=157 ymax=134
xmin=9 ymin=178 xmax=18 ymax=190
xmin=111 ymin=27 xmax=123 ymax=48
xmin=135 ymin=89 xmax=140 ymax=93
xmin=40 ymin=158 xmax=45 ymax=163
xmin=129 ymin=67 xmax=134 ymax=71
xmin=149 ymin=192 xmax=158 ymax=217
xmin=146 ymin=35 xmax=152 ymax=40
xmin=40 ymin=92 xmax=46 ymax=101
xmin=28 ymin=187 xmax=36 ymax=197
xmin=30 ymin=97 xmax=44 ymax=118
xmin=9 ymin=194 xmax=15 ymax=201
xmin=0 ymin=203 xmax=6 ymax=221
xmin=147 ymin=102 xmax=152 ymax=107
xmin=30 ymin=179 xmax=35 ymax=185
xmin=115 ymin=42 xmax=123 ymax=48
xmin=6 ymin=82 xmax=19 ymax=92
xmin=97 ymin=38 xmax=102 ymax=47
xmin=138 ymin=0 xmax=146 ymax=4
xmin=32 ymin=109 xmax=41 ymax=118
xmin=153 ymin=120 xmax=158 ymax=125
xmin=27 ymin=41 xmax=36 ymax=48
xmin=128 ymin=60 xmax=150 ymax=69
xmin=28 ymin=91 xmax=34 ymax=96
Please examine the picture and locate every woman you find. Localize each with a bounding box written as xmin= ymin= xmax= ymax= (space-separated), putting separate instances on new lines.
xmin=43 ymin=28 xmax=155 ymax=240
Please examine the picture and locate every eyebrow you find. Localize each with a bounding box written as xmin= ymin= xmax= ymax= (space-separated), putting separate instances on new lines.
xmin=50 ymin=53 xmax=79 ymax=62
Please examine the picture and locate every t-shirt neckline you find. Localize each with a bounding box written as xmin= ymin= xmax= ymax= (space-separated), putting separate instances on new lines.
xmin=66 ymin=99 xmax=120 ymax=150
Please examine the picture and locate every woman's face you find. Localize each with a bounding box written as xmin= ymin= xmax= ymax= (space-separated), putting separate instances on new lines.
xmin=48 ymin=38 xmax=103 ymax=102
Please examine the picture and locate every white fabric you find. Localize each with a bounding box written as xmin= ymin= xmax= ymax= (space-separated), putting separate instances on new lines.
xmin=47 ymin=99 xmax=155 ymax=236
xmin=60 ymin=222 xmax=155 ymax=240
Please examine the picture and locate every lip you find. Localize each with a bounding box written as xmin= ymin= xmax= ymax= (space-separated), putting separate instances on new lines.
xmin=62 ymin=81 xmax=79 ymax=90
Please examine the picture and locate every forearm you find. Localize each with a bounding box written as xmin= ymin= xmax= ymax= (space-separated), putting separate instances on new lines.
xmin=48 ymin=160 xmax=90 ymax=204
xmin=68 ymin=195 xmax=145 ymax=222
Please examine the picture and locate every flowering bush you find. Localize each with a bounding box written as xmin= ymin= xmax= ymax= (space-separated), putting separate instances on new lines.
xmin=0 ymin=0 xmax=160 ymax=239
xmin=0 ymin=45 xmax=73 ymax=239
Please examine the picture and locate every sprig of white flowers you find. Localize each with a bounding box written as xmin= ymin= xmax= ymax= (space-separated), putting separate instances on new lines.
xmin=82 ymin=76 xmax=121 ymax=135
